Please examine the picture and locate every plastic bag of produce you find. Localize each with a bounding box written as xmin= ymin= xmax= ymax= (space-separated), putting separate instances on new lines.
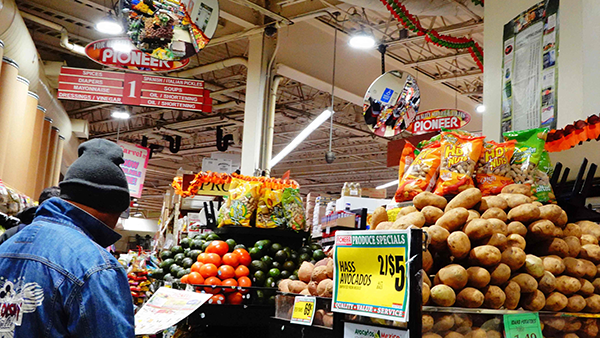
xmin=503 ymin=128 xmax=548 ymax=185
xmin=218 ymin=178 xmax=262 ymax=227
xmin=394 ymin=142 xmax=441 ymax=202
xmin=398 ymin=141 xmax=419 ymax=180
xmin=434 ymin=131 xmax=485 ymax=196
xmin=256 ymin=187 xmax=286 ymax=228
xmin=475 ymin=140 xmax=517 ymax=196
xmin=532 ymin=150 xmax=556 ymax=202
xmin=282 ymin=188 xmax=305 ymax=231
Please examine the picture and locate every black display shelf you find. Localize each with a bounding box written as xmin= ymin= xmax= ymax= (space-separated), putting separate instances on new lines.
xmin=214 ymin=226 xmax=309 ymax=248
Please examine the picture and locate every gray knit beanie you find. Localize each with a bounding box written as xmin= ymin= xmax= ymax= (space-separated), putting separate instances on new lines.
xmin=59 ymin=139 xmax=130 ymax=213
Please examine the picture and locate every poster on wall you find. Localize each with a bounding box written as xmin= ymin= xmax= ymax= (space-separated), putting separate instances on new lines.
xmin=501 ymin=0 xmax=559 ymax=135
xmin=118 ymin=141 xmax=150 ymax=198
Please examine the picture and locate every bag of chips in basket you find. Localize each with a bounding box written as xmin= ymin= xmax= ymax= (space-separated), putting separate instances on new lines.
xmin=282 ymin=188 xmax=305 ymax=231
xmin=256 ymin=187 xmax=286 ymax=228
xmin=434 ymin=131 xmax=485 ymax=196
xmin=532 ymin=150 xmax=556 ymax=203
xmin=503 ymin=128 xmax=548 ymax=185
xmin=398 ymin=141 xmax=419 ymax=180
xmin=218 ymin=178 xmax=262 ymax=227
xmin=394 ymin=142 xmax=441 ymax=202
xmin=475 ymin=140 xmax=516 ymax=196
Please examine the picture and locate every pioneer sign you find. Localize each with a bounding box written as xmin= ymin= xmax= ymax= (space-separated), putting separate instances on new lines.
xmin=406 ymin=109 xmax=471 ymax=135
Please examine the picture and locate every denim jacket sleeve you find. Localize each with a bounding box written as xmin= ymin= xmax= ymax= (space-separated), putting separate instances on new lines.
xmin=66 ymin=267 xmax=135 ymax=337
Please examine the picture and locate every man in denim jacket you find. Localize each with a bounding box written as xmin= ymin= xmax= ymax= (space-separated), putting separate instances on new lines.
xmin=0 ymin=139 xmax=134 ymax=337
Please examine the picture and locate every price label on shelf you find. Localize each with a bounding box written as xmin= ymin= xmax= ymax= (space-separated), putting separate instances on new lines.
xmin=290 ymin=296 xmax=316 ymax=326
xmin=332 ymin=230 xmax=411 ymax=322
xmin=503 ymin=312 xmax=543 ymax=338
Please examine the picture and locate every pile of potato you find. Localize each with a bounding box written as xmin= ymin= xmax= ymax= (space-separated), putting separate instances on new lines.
xmin=422 ymin=313 xmax=503 ymax=338
xmin=372 ymin=184 xmax=600 ymax=315
xmin=278 ymin=257 xmax=334 ymax=298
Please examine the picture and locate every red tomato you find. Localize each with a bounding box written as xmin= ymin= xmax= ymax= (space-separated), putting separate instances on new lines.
xmin=187 ymin=272 xmax=204 ymax=285
xmin=237 ymin=276 xmax=251 ymax=294
xmin=208 ymin=293 xmax=226 ymax=305
xmin=199 ymin=263 xmax=218 ymax=278
xmin=222 ymin=253 xmax=240 ymax=268
xmin=217 ymin=265 xmax=235 ymax=280
xmin=204 ymin=253 xmax=221 ymax=266
xmin=237 ymin=253 xmax=251 ymax=266
xmin=206 ymin=241 xmax=229 ymax=256
xmin=204 ymin=277 xmax=222 ymax=294
xmin=227 ymin=292 xmax=244 ymax=305
xmin=191 ymin=262 xmax=203 ymax=273
xmin=235 ymin=265 xmax=250 ymax=278
xmin=221 ymin=278 xmax=238 ymax=293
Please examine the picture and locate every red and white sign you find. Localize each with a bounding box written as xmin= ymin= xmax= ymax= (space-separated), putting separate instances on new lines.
xmin=118 ymin=141 xmax=150 ymax=198
xmin=85 ymin=38 xmax=190 ymax=72
xmin=407 ymin=109 xmax=471 ymax=135
xmin=58 ymin=67 xmax=212 ymax=113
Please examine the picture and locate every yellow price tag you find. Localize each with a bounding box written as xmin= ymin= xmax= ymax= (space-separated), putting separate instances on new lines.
xmin=290 ymin=296 xmax=316 ymax=325
xmin=332 ymin=230 xmax=410 ymax=322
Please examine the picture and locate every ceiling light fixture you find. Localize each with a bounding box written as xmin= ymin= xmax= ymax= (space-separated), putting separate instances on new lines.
xmin=349 ymin=32 xmax=376 ymax=49
xmin=111 ymin=111 xmax=130 ymax=119
xmin=270 ymin=109 xmax=334 ymax=168
xmin=376 ymin=180 xmax=398 ymax=190
xmin=95 ymin=13 xmax=123 ymax=35
xmin=476 ymin=104 xmax=486 ymax=113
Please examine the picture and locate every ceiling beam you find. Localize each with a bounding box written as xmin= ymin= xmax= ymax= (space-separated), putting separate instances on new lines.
xmin=385 ymin=21 xmax=483 ymax=48
xmin=405 ymin=51 xmax=472 ymax=67
xmin=68 ymin=103 xmax=112 ymax=115
xmin=434 ymin=70 xmax=483 ymax=83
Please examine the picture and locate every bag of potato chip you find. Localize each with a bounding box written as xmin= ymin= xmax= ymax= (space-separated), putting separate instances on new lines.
xmin=475 ymin=140 xmax=516 ymax=196
xmin=434 ymin=132 xmax=484 ymax=196
xmin=256 ymin=187 xmax=286 ymax=228
xmin=532 ymin=150 xmax=556 ymax=203
xmin=218 ymin=178 xmax=262 ymax=227
xmin=282 ymin=188 xmax=305 ymax=231
xmin=398 ymin=141 xmax=419 ymax=180
xmin=394 ymin=142 xmax=441 ymax=202
xmin=503 ymin=128 xmax=548 ymax=185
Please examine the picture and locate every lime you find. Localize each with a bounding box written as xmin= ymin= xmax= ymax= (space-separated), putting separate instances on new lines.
xmin=173 ymin=253 xmax=186 ymax=265
xmin=169 ymin=264 xmax=182 ymax=275
xmin=225 ymin=239 xmax=237 ymax=252
xmin=249 ymin=247 xmax=263 ymax=260
xmin=261 ymin=255 xmax=274 ymax=267
xmin=250 ymin=260 xmax=268 ymax=273
xmin=299 ymin=253 xmax=311 ymax=262
xmin=180 ymin=237 xmax=191 ymax=248
xmin=164 ymin=273 xmax=174 ymax=282
xmin=293 ymin=269 xmax=299 ymax=277
xmin=274 ymin=250 xmax=288 ymax=263
xmin=264 ymin=277 xmax=276 ymax=288
xmin=184 ymin=248 xmax=191 ymax=256
xmin=255 ymin=239 xmax=271 ymax=251
xmin=199 ymin=233 xmax=209 ymax=240
xmin=280 ymin=270 xmax=291 ymax=279
xmin=283 ymin=261 xmax=296 ymax=272
xmin=313 ymin=249 xmax=326 ymax=261
xmin=151 ymin=268 xmax=164 ymax=279
xmin=256 ymin=290 xmax=266 ymax=303
xmin=182 ymin=257 xmax=194 ymax=269
xmin=206 ymin=233 xmax=221 ymax=241
xmin=290 ymin=252 xmax=298 ymax=262
xmin=269 ymin=243 xmax=283 ymax=256
xmin=160 ymin=258 xmax=175 ymax=269
xmin=184 ymin=268 xmax=191 ymax=275
xmin=234 ymin=244 xmax=247 ymax=251
xmin=191 ymin=239 xmax=204 ymax=250
xmin=310 ymin=243 xmax=321 ymax=251
xmin=283 ymin=247 xmax=292 ymax=255
xmin=268 ymin=295 xmax=276 ymax=305
xmin=202 ymin=241 xmax=212 ymax=252
xmin=289 ymin=274 xmax=298 ymax=281
xmin=269 ymin=268 xmax=281 ymax=279
xmin=171 ymin=245 xmax=184 ymax=254
xmin=299 ymin=247 xmax=312 ymax=255
xmin=187 ymin=249 xmax=201 ymax=262
xmin=159 ymin=250 xmax=173 ymax=260
xmin=253 ymin=270 xmax=266 ymax=285
xmin=177 ymin=269 xmax=187 ymax=278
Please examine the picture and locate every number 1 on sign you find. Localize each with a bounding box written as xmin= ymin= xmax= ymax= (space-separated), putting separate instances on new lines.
xmin=128 ymin=81 xmax=137 ymax=98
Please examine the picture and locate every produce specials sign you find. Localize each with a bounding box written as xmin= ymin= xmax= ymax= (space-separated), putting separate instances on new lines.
xmin=58 ymin=67 xmax=212 ymax=113
xmin=332 ymin=230 xmax=410 ymax=322
xmin=406 ymin=109 xmax=471 ymax=135
xmin=118 ymin=141 xmax=150 ymax=198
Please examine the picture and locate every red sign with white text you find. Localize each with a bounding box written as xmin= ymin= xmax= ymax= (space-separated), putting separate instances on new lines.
xmin=58 ymin=67 xmax=212 ymax=112
xmin=406 ymin=109 xmax=471 ymax=135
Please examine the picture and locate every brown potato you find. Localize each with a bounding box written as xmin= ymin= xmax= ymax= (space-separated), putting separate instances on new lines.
xmin=521 ymin=289 xmax=546 ymax=311
xmin=423 ymin=314 xmax=434 ymax=333
xmin=544 ymin=292 xmax=568 ymax=312
xmin=298 ymin=262 xmax=314 ymax=283
xmin=555 ymin=276 xmax=582 ymax=295
xmin=566 ymin=295 xmax=586 ymax=312
xmin=464 ymin=328 xmax=487 ymax=338
xmin=489 ymin=263 xmax=511 ymax=285
xmin=438 ymin=264 xmax=469 ymax=290
xmin=316 ymin=279 xmax=333 ymax=297
xmin=563 ymin=236 xmax=582 ymax=258
xmin=467 ymin=266 xmax=491 ymax=288
xmin=467 ymin=209 xmax=480 ymax=223
xmin=483 ymin=233 xmax=508 ymax=251
xmin=508 ymin=203 xmax=541 ymax=223
xmin=428 ymin=225 xmax=450 ymax=250
xmin=481 ymin=207 xmax=508 ymax=222
xmin=539 ymin=204 xmax=564 ymax=226
xmin=501 ymin=247 xmax=527 ymax=271
xmin=424 ymin=250 xmax=433 ymax=273
xmin=444 ymin=332 xmax=464 ymax=338
xmin=563 ymin=257 xmax=586 ymax=278
xmin=563 ymin=223 xmax=582 ymax=238
xmin=423 ymin=334 xmax=443 ymax=338
xmin=480 ymin=196 xmax=508 ymax=212
xmin=502 ymin=184 xmax=532 ymax=196
xmin=524 ymin=254 xmax=545 ymax=278
xmin=507 ymin=221 xmax=528 ymax=236
xmin=499 ymin=193 xmax=532 ymax=208
xmin=436 ymin=207 xmax=469 ymax=232
xmin=482 ymin=285 xmax=505 ymax=309
xmin=422 ymin=206 xmax=444 ymax=225
xmin=540 ymin=238 xmax=570 ymax=258
xmin=579 ymin=244 xmax=600 ymax=264
xmin=289 ymin=280 xmax=308 ymax=293
xmin=430 ymin=284 xmax=456 ymax=307
xmin=580 ymin=259 xmax=597 ymax=280
xmin=578 ymin=279 xmax=595 ymax=297
xmin=507 ymin=234 xmax=527 ymax=250
xmin=423 ymin=283 xmax=430 ymax=304
xmin=312 ymin=266 xmax=328 ymax=283
xmin=528 ymin=219 xmax=557 ymax=240
xmin=447 ymin=231 xmax=471 ymax=260
xmin=578 ymin=220 xmax=600 ymax=238
xmin=375 ymin=221 xmax=393 ymax=230
xmin=464 ymin=219 xmax=493 ymax=240
xmin=504 ymin=281 xmax=521 ymax=310
xmin=371 ymin=206 xmax=388 ymax=229
xmin=580 ymin=318 xmax=600 ymax=338
xmin=456 ymin=287 xmax=485 ymax=308
xmin=563 ymin=318 xmax=582 ymax=332
xmin=423 ymin=272 xmax=432 ymax=288
xmin=488 ymin=219 xmax=508 ymax=236
xmin=585 ymin=294 xmax=600 ymax=313
xmin=398 ymin=206 xmax=418 ymax=217
xmin=392 ymin=211 xmax=425 ymax=229
xmin=580 ymin=234 xmax=599 ymax=246
xmin=557 ymin=211 xmax=568 ymax=228
xmin=543 ymin=255 xmax=566 ymax=275
xmin=469 ymin=245 xmax=502 ymax=267
xmin=445 ymin=188 xmax=482 ymax=211
xmin=511 ymin=273 xmax=538 ymax=293
xmin=542 ymin=317 xmax=566 ymax=332
xmin=432 ymin=314 xmax=455 ymax=332
xmin=414 ymin=191 xmax=448 ymax=210
xmin=539 ymin=271 xmax=557 ymax=294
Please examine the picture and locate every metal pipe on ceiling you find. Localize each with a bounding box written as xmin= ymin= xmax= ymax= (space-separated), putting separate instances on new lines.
xmin=20 ymin=11 xmax=86 ymax=55
xmin=172 ymin=57 xmax=248 ymax=78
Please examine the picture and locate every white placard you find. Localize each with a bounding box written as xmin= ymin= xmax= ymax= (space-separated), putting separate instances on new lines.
xmin=343 ymin=322 xmax=409 ymax=338
xmin=117 ymin=141 xmax=149 ymax=198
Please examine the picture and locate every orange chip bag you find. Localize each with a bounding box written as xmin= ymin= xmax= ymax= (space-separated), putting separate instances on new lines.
xmin=475 ymin=140 xmax=516 ymax=196
xmin=434 ymin=132 xmax=484 ymax=196
xmin=394 ymin=142 xmax=441 ymax=202
xmin=398 ymin=141 xmax=418 ymax=180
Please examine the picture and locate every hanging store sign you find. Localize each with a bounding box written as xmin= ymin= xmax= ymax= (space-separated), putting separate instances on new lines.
xmin=85 ymin=38 xmax=190 ymax=72
xmin=332 ymin=230 xmax=410 ymax=322
xmin=58 ymin=67 xmax=212 ymax=112
xmin=406 ymin=109 xmax=471 ymax=135
xmin=118 ymin=141 xmax=150 ymax=198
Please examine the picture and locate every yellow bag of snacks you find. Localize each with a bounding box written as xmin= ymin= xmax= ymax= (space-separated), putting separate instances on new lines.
xmin=282 ymin=188 xmax=305 ymax=231
xmin=475 ymin=140 xmax=516 ymax=196
xmin=503 ymin=128 xmax=548 ymax=185
xmin=434 ymin=132 xmax=484 ymax=196
xmin=218 ymin=178 xmax=262 ymax=227
xmin=532 ymin=150 xmax=556 ymax=202
xmin=256 ymin=187 xmax=286 ymax=228
xmin=398 ymin=141 xmax=418 ymax=180
xmin=394 ymin=142 xmax=441 ymax=202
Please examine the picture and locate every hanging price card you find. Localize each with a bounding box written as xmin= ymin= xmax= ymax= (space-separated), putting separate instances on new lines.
xmin=332 ymin=230 xmax=411 ymax=322
xmin=503 ymin=313 xmax=543 ymax=338
xmin=290 ymin=296 xmax=316 ymax=325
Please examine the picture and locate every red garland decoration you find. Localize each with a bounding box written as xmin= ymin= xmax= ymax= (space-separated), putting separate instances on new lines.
xmin=545 ymin=115 xmax=600 ymax=153
xmin=382 ymin=0 xmax=484 ymax=71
